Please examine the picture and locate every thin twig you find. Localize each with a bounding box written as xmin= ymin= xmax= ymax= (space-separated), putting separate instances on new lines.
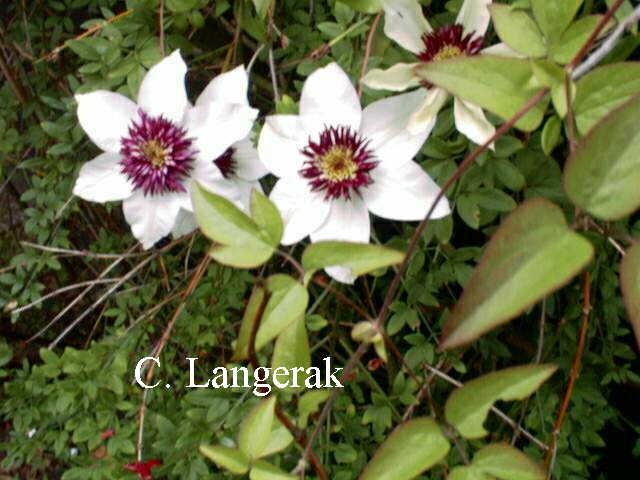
xmin=573 ymin=4 xmax=640 ymax=79
xmin=21 ymin=241 xmax=145 ymax=259
xmin=358 ymin=12 xmax=382 ymax=97
xmin=158 ymin=0 xmax=165 ymax=57
xmin=268 ymin=47 xmax=280 ymax=103
xmin=544 ymin=272 xmax=592 ymax=474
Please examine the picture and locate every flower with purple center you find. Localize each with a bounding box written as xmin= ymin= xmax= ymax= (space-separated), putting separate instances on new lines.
xmin=73 ymin=51 xmax=261 ymax=248
xmin=362 ymin=0 xmax=520 ymax=144
xmin=258 ymin=63 xmax=450 ymax=284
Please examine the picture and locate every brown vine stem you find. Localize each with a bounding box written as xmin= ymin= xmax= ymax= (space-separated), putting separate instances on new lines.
xmin=159 ymin=0 xmax=165 ymax=57
xmin=136 ymin=255 xmax=211 ymax=462
xmin=567 ymin=0 xmax=625 ymax=72
xmin=544 ymin=271 xmax=592 ymax=474
xmin=358 ymin=11 xmax=382 ymax=97
xmin=245 ymin=284 xmax=329 ymax=480
xmin=299 ymin=87 xmax=550 ymax=467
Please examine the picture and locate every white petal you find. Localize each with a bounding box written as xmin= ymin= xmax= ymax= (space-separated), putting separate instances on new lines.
xmin=190 ymin=157 xmax=244 ymax=206
xmin=482 ymin=42 xmax=524 ymax=58
xmin=257 ymin=115 xmax=308 ymax=178
xmin=361 ymin=88 xmax=431 ymax=167
xmin=300 ymin=62 xmax=361 ymax=133
xmin=172 ymin=209 xmax=198 ymax=238
xmin=232 ymin=136 xmax=268 ymax=181
xmin=184 ymin=101 xmax=258 ymax=161
xmin=407 ymin=87 xmax=449 ymax=135
xmin=122 ymin=191 xmax=185 ymax=249
xmin=311 ymin=197 xmax=370 ymax=285
xmin=383 ymin=0 xmax=432 ymax=54
xmin=362 ymin=160 xmax=450 ymax=221
xmin=196 ymin=65 xmax=250 ymax=107
xmin=75 ymin=91 xmax=137 ymax=153
xmin=137 ymin=50 xmax=189 ymax=123
xmin=361 ymin=63 xmax=421 ymax=92
xmin=73 ymin=152 xmax=133 ymax=202
xmin=457 ymin=0 xmax=492 ymax=36
xmin=453 ymin=97 xmax=496 ymax=148
xmin=269 ymin=176 xmax=330 ymax=245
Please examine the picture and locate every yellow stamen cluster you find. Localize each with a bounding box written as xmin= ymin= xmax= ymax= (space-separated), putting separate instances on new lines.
xmin=433 ymin=45 xmax=464 ymax=62
xmin=320 ymin=146 xmax=358 ymax=182
xmin=143 ymin=140 xmax=169 ymax=167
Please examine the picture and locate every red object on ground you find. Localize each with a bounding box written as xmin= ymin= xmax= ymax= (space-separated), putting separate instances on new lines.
xmin=124 ymin=459 xmax=163 ymax=479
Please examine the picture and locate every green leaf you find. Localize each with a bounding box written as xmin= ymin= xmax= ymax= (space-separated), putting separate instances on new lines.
xmin=238 ymin=397 xmax=276 ymax=460
xmin=337 ymin=0 xmax=382 ymax=14
xmin=260 ymin=421 xmax=294 ymax=457
xmin=302 ymin=241 xmax=405 ymax=278
xmin=251 ymin=190 xmax=283 ymax=247
xmin=271 ymin=314 xmax=311 ymax=391
xmin=449 ymin=466 xmax=491 ymax=480
xmin=549 ymin=15 xmax=607 ymax=65
xmin=530 ymin=0 xmax=583 ymax=40
xmin=457 ymin=194 xmax=481 ymax=230
xmin=199 ymin=445 xmax=250 ymax=474
xmin=574 ymin=63 xmax=640 ymax=135
xmin=472 ymin=443 xmax=546 ymax=480
xmin=445 ymin=364 xmax=557 ymax=439
xmin=469 ymin=189 xmax=517 ymax=212
xmin=494 ymin=158 xmax=526 ymax=191
xmin=67 ymin=40 xmax=100 ymax=60
xmin=441 ymin=198 xmax=593 ymax=349
xmin=192 ymin=182 xmax=274 ymax=268
xmin=233 ymin=286 xmax=267 ymax=361
xmin=619 ymin=241 xmax=640 ymax=349
xmin=255 ymin=275 xmax=309 ymax=351
xmin=541 ymin=116 xmax=562 ymax=155
xmin=252 ymin=0 xmax=271 ymax=19
xmin=564 ymin=93 xmax=640 ymax=220
xmin=250 ymin=460 xmax=297 ymax=480
xmin=359 ymin=417 xmax=450 ymax=480
xmin=489 ymin=5 xmax=546 ymax=57
xmin=298 ymin=390 xmax=331 ymax=428
xmin=415 ymin=57 xmax=548 ymax=132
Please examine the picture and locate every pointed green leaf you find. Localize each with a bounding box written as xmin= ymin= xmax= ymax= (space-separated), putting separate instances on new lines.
xmin=233 ymin=286 xmax=267 ymax=361
xmin=541 ymin=116 xmax=562 ymax=155
xmin=490 ymin=5 xmax=546 ymax=57
xmin=251 ymin=189 xmax=283 ymax=247
xmin=238 ymin=397 xmax=276 ymax=460
xmin=619 ymin=241 xmax=640 ymax=349
xmin=302 ymin=241 xmax=404 ymax=278
xmin=298 ymin=390 xmax=332 ymax=428
xmin=250 ymin=460 xmax=297 ymax=480
xmin=193 ymin=182 xmax=274 ymax=267
xmin=199 ymin=445 xmax=250 ymax=474
xmin=441 ymin=198 xmax=593 ymax=349
xmin=415 ymin=57 xmax=548 ymax=132
xmin=445 ymin=364 xmax=557 ymax=439
xmin=565 ymin=93 xmax=640 ymax=220
xmin=574 ymin=63 xmax=640 ymax=135
xmin=549 ymin=15 xmax=608 ymax=65
xmin=359 ymin=417 xmax=450 ymax=480
xmin=473 ymin=443 xmax=546 ymax=480
xmin=260 ymin=421 xmax=294 ymax=458
xmin=252 ymin=0 xmax=271 ymax=19
xmin=530 ymin=0 xmax=583 ymax=40
xmin=271 ymin=314 xmax=311 ymax=391
xmin=255 ymin=275 xmax=309 ymax=351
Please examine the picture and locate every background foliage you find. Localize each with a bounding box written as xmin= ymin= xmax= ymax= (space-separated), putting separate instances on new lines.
xmin=1 ymin=0 xmax=639 ymax=479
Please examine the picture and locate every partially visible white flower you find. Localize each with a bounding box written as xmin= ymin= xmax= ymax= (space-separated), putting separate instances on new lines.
xmin=27 ymin=428 xmax=37 ymax=438
xmin=70 ymin=447 xmax=79 ymax=457
xmin=363 ymin=0 xmax=518 ymax=145
xmin=258 ymin=63 xmax=450 ymax=283
xmin=73 ymin=51 xmax=259 ymax=248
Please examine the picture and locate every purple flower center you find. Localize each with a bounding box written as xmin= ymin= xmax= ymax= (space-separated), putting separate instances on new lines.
xmin=213 ymin=147 xmax=237 ymax=179
xmin=120 ymin=110 xmax=197 ymax=195
xmin=299 ymin=125 xmax=377 ymax=201
xmin=418 ymin=24 xmax=484 ymax=63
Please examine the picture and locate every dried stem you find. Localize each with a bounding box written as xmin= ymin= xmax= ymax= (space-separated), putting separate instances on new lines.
xmin=358 ymin=12 xmax=382 ymax=97
xmin=159 ymin=0 xmax=165 ymax=57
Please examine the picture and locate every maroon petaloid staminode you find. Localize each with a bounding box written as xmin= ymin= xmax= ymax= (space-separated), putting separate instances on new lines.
xmin=120 ymin=109 xmax=197 ymax=195
xmin=213 ymin=146 xmax=237 ymax=179
xmin=418 ymin=24 xmax=484 ymax=63
xmin=299 ymin=125 xmax=377 ymax=201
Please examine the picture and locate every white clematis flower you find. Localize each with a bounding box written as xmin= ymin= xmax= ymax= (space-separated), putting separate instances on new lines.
xmin=363 ymin=0 xmax=517 ymax=144
xmin=258 ymin=62 xmax=450 ymax=284
xmin=73 ymin=50 xmax=260 ymax=248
